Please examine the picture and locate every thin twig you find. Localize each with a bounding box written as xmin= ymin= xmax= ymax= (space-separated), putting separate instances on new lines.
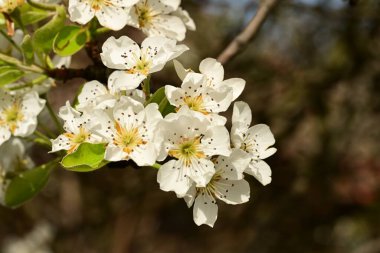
xmin=217 ymin=0 xmax=279 ymax=65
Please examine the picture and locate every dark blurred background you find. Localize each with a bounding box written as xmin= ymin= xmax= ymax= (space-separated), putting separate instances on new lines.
xmin=1 ymin=0 xmax=380 ymax=252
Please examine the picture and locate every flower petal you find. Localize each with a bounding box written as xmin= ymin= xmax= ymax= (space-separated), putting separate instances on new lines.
xmin=246 ymin=159 xmax=272 ymax=186
xmin=215 ymin=179 xmax=250 ymax=204
xmin=199 ymin=58 xmax=224 ymax=84
xmin=157 ymin=159 xmax=192 ymax=196
xmin=108 ymin=71 xmax=146 ymax=91
xmin=193 ymin=194 xmax=218 ymax=227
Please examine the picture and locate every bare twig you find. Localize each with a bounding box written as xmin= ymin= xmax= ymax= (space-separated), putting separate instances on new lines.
xmin=217 ymin=0 xmax=279 ymax=65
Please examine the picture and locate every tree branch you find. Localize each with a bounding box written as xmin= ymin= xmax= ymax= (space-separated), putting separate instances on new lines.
xmin=217 ymin=0 xmax=279 ymax=65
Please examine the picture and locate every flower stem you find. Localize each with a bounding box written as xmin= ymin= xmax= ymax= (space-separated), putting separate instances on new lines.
xmin=152 ymin=163 xmax=161 ymax=169
xmin=0 ymin=52 xmax=44 ymax=73
xmin=33 ymin=130 xmax=52 ymax=147
xmin=142 ymin=75 xmax=151 ymax=100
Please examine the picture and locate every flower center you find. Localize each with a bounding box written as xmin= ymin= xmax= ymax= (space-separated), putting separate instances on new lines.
xmin=135 ymin=5 xmax=153 ymax=28
xmin=196 ymin=171 xmax=223 ymax=200
xmin=182 ymin=95 xmax=209 ymax=115
xmin=64 ymin=127 xmax=91 ymax=154
xmin=113 ymin=122 xmax=146 ymax=154
xmin=0 ymin=102 xmax=24 ymax=133
xmin=168 ymin=136 xmax=205 ymax=166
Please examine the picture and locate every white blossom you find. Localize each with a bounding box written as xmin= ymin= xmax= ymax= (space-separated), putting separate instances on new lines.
xmin=0 ymin=138 xmax=33 ymax=205
xmin=165 ymin=72 xmax=233 ymax=125
xmin=76 ymin=80 xmax=145 ymax=112
xmin=0 ymin=90 xmax=45 ymax=146
xmin=182 ymin=149 xmax=251 ymax=227
xmin=231 ymin=101 xmax=276 ymax=186
xmin=93 ymin=96 xmax=162 ymax=166
xmin=156 ymin=106 xmax=231 ymax=196
xmin=101 ymin=35 xmax=188 ymax=91
xmin=127 ymin=0 xmax=195 ymax=41
xmin=50 ymin=102 xmax=105 ymax=154
xmin=68 ymin=0 xmax=138 ymax=30
xmin=174 ymin=58 xmax=246 ymax=101
xmin=0 ymin=0 xmax=24 ymax=13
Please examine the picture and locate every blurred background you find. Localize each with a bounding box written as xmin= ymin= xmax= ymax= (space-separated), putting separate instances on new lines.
xmin=1 ymin=0 xmax=380 ymax=252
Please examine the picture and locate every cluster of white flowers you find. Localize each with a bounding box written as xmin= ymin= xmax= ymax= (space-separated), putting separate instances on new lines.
xmin=0 ymin=0 xmax=277 ymax=228
xmin=52 ymin=32 xmax=276 ymax=226
xmin=68 ymin=0 xmax=195 ymax=40
xmin=0 ymin=138 xmax=33 ymax=204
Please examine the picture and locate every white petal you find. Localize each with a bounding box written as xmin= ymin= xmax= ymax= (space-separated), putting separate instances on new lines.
xmin=165 ymin=85 xmax=183 ymax=107
xmin=188 ymin=158 xmax=215 ymax=187
xmin=68 ymin=0 xmax=95 ymax=25
xmin=0 ymin=126 xmax=11 ymax=146
xmin=146 ymin=0 xmax=180 ymax=14
xmin=202 ymin=126 xmax=231 ymax=157
xmin=183 ymin=183 xmax=196 ymax=207
xmin=173 ymin=59 xmax=189 ymax=81
xmin=130 ymin=143 xmax=157 ymax=166
xmin=193 ymin=194 xmax=218 ymax=227
xmin=247 ymin=124 xmax=276 ymax=159
xmin=246 ymin=159 xmax=272 ymax=186
xmin=21 ymin=91 xmax=45 ymax=117
xmin=216 ymin=149 xmax=251 ymax=180
xmin=108 ymin=71 xmax=146 ymax=91
xmin=157 ymin=159 xmax=192 ymax=196
xmin=51 ymin=134 xmax=71 ymax=152
xmin=172 ymin=7 xmax=196 ymax=31
xmin=218 ymin=78 xmax=246 ymax=101
xmin=216 ymin=179 xmax=250 ymax=205
xmin=145 ymin=15 xmax=186 ymax=41
xmin=105 ymin=145 xmax=126 ymax=161
xmin=95 ymin=5 xmax=128 ymax=30
xmin=232 ymin=101 xmax=252 ymax=128
xmin=199 ymin=58 xmax=224 ymax=84
xmin=101 ymin=36 xmax=140 ymax=69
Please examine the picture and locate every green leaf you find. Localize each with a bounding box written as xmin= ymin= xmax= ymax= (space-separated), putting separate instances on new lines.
xmin=21 ymin=35 xmax=34 ymax=65
xmin=146 ymin=87 xmax=176 ymax=116
xmin=0 ymin=66 xmax=25 ymax=87
xmin=61 ymin=143 xmax=107 ymax=172
xmin=5 ymin=162 xmax=55 ymax=208
xmin=146 ymin=87 xmax=166 ymax=105
xmin=19 ymin=4 xmax=51 ymax=25
xmin=159 ymin=97 xmax=176 ymax=116
xmin=32 ymin=6 xmax=66 ymax=53
xmin=53 ymin=26 xmax=88 ymax=56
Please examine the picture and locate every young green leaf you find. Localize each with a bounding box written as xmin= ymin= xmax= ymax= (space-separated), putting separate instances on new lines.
xmin=4 ymin=162 xmax=55 ymax=208
xmin=0 ymin=66 xmax=25 ymax=87
xmin=19 ymin=4 xmax=51 ymax=25
xmin=32 ymin=5 xmax=66 ymax=53
xmin=146 ymin=87 xmax=166 ymax=105
xmin=53 ymin=26 xmax=89 ymax=56
xmin=61 ymin=143 xmax=107 ymax=172
xmin=21 ymin=34 xmax=34 ymax=65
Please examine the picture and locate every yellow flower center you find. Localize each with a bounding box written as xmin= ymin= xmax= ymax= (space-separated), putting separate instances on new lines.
xmin=182 ymin=95 xmax=209 ymax=115
xmin=168 ymin=136 xmax=205 ymax=167
xmin=113 ymin=122 xmax=146 ymax=154
xmin=89 ymin=0 xmax=112 ymax=11
xmin=64 ymin=127 xmax=91 ymax=154
xmin=0 ymin=101 xmax=24 ymax=134
xmin=135 ymin=4 xmax=153 ymax=28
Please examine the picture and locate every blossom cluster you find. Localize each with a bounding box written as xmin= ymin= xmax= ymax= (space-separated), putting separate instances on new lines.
xmin=69 ymin=0 xmax=195 ymax=40
xmin=50 ymin=33 xmax=276 ymax=226
xmin=0 ymin=0 xmax=277 ymax=227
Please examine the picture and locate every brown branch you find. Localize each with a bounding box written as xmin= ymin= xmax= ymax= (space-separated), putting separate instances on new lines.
xmin=47 ymin=65 xmax=110 ymax=83
xmin=217 ymin=0 xmax=279 ymax=65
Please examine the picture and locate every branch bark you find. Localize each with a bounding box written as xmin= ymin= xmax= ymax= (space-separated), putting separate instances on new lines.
xmin=217 ymin=0 xmax=279 ymax=65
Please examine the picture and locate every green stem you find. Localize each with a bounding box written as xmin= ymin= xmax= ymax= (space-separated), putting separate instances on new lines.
xmin=0 ymin=30 xmax=22 ymax=52
xmin=152 ymin=163 xmax=161 ymax=169
xmin=6 ymin=75 xmax=48 ymax=91
xmin=142 ymin=76 xmax=151 ymax=100
xmin=26 ymin=0 xmax=57 ymax=11
xmin=0 ymin=52 xmax=44 ymax=73
xmin=93 ymin=27 xmax=111 ymax=37
xmin=33 ymin=130 xmax=52 ymax=147
xmin=44 ymin=96 xmax=63 ymax=132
